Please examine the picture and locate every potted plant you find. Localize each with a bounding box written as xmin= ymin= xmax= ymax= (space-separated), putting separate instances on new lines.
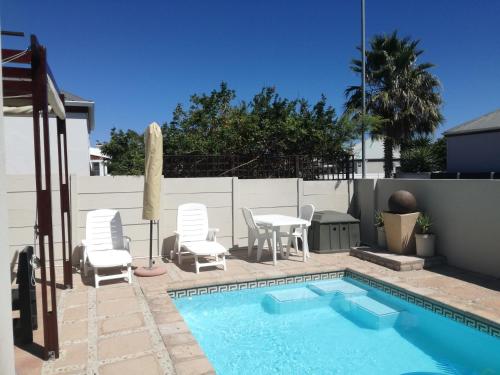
xmin=415 ymin=213 xmax=435 ymax=257
xmin=374 ymin=211 xmax=386 ymax=248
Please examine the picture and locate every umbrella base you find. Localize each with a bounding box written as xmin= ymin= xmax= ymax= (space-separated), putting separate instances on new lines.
xmin=134 ymin=266 xmax=166 ymax=277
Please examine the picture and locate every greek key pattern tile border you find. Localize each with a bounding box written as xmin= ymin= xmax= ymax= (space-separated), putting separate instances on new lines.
xmin=168 ymin=269 xmax=499 ymax=338
xmin=168 ymin=271 xmax=345 ymax=298
xmin=345 ymin=270 xmax=500 ymax=339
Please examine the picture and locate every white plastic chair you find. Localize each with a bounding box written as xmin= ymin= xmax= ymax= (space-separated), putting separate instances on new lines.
xmin=242 ymin=207 xmax=279 ymax=261
xmin=174 ymin=203 xmax=227 ymax=274
xmin=82 ymin=209 xmax=132 ymax=288
xmin=282 ymin=204 xmax=315 ymax=257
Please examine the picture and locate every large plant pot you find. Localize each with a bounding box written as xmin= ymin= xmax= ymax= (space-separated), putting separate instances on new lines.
xmin=377 ymin=227 xmax=387 ymax=248
xmin=415 ymin=234 xmax=436 ymax=257
xmin=382 ymin=212 xmax=420 ymax=254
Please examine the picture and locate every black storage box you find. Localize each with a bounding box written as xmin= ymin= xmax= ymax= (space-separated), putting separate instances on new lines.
xmin=308 ymin=210 xmax=360 ymax=253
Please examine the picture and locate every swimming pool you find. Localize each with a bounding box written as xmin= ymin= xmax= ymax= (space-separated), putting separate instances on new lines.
xmin=174 ymin=277 xmax=500 ymax=375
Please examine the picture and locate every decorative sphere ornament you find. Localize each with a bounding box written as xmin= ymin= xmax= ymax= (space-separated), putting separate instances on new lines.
xmin=388 ymin=190 xmax=417 ymax=214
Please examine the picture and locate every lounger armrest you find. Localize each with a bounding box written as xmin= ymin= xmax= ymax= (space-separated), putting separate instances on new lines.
xmin=123 ymin=236 xmax=132 ymax=251
xmin=81 ymin=239 xmax=88 ymax=263
xmin=207 ymin=228 xmax=219 ymax=241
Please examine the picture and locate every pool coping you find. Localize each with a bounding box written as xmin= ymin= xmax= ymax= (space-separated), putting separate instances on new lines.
xmin=167 ymin=268 xmax=500 ymax=338
xmin=143 ymin=266 xmax=500 ymax=374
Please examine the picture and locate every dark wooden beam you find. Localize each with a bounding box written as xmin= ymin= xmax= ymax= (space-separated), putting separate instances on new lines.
xmin=2 ymin=66 xmax=31 ymax=79
xmin=30 ymin=35 xmax=59 ymax=360
xmin=57 ymin=94 xmax=73 ymax=289
xmin=2 ymin=49 xmax=31 ymax=64
xmin=1 ymin=30 xmax=25 ymax=37
xmin=3 ymin=80 xmax=32 ymax=98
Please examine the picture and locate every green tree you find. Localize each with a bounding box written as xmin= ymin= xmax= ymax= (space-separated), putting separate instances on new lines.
xmin=345 ymin=31 xmax=443 ymax=177
xmin=163 ymin=82 xmax=357 ymax=156
xmin=399 ymin=136 xmax=447 ymax=173
xmin=103 ymin=83 xmax=359 ymax=176
xmin=100 ymin=128 xmax=144 ymax=175
xmin=432 ymin=137 xmax=447 ymax=171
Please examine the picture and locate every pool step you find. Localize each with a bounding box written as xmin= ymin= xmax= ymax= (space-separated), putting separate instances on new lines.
xmin=334 ymin=295 xmax=402 ymax=329
xmin=307 ymin=280 xmax=368 ymax=297
xmin=263 ymin=287 xmax=324 ymax=314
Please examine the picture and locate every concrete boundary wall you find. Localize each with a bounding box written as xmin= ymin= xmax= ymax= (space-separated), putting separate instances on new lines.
xmin=8 ymin=175 xmax=500 ymax=277
xmin=7 ymin=176 xmax=353 ymax=262
xmin=356 ymin=179 xmax=500 ymax=278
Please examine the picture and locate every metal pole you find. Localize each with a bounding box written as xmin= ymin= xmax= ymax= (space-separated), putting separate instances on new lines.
xmin=361 ymin=0 xmax=367 ymax=178
xmin=149 ymin=220 xmax=153 ymax=268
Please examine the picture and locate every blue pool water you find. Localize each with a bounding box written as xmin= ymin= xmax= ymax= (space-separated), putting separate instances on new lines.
xmin=174 ymin=277 xmax=500 ymax=375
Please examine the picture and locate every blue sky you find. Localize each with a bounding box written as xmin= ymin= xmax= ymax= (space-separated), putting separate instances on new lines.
xmin=2 ymin=0 xmax=499 ymax=143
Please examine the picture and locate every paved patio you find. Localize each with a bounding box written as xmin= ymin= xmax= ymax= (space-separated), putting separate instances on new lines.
xmin=15 ymin=249 xmax=500 ymax=375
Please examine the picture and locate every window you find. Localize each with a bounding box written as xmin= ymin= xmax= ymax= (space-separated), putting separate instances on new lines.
xmin=90 ymin=162 xmax=100 ymax=176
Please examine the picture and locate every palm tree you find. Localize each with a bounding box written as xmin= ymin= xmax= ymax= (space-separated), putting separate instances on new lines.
xmin=345 ymin=31 xmax=443 ymax=177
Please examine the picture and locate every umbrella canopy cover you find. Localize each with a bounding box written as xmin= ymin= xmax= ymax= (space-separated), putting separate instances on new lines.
xmin=142 ymin=122 xmax=163 ymax=220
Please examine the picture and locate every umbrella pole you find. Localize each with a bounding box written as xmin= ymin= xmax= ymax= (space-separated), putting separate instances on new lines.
xmin=149 ymin=220 xmax=153 ymax=269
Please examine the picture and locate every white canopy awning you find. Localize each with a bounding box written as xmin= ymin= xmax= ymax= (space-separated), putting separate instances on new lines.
xmin=3 ymin=74 xmax=66 ymax=120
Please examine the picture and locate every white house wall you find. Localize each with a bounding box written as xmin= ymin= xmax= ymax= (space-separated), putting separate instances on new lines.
xmin=4 ymin=113 xmax=90 ymax=176
xmin=0 ymin=36 xmax=17 ymax=374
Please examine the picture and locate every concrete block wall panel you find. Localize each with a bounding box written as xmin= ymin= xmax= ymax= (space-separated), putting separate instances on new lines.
xmin=6 ymin=175 xmax=62 ymax=263
xmin=352 ymin=179 xmax=376 ymax=245
xmin=374 ymin=179 xmax=500 ymax=278
xmin=302 ymin=180 xmax=353 ymax=213
xmin=8 ymin=176 xmax=352 ymax=263
xmin=161 ymin=178 xmax=233 ymax=256
xmin=235 ymin=179 xmax=298 ymax=247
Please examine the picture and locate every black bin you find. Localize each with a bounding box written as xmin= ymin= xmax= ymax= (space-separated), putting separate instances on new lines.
xmin=308 ymin=210 xmax=360 ymax=253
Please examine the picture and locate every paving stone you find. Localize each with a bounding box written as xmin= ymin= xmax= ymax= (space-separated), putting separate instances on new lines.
xmin=99 ymin=355 xmax=162 ymax=375
xmin=97 ymin=297 xmax=140 ymax=317
xmin=162 ymin=333 xmax=196 ymax=346
xmin=169 ymin=343 xmax=205 ymax=362
xmin=63 ymin=305 xmax=89 ymax=321
xmin=97 ymin=285 xmax=136 ymax=302
xmin=60 ymin=321 xmax=88 ymax=342
xmin=98 ymin=331 xmax=153 ymax=360
xmin=158 ymin=321 xmax=190 ymax=336
xmin=99 ymin=313 xmax=145 ymax=335
xmin=52 ymin=343 xmax=88 ymax=371
xmin=64 ymin=292 xmax=88 ymax=307
xmin=175 ymin=357 xmax=215 ymax=375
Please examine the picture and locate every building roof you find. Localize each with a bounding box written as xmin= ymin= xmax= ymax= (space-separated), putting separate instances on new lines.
xmin=61 ymin=90 xmax=95 ymax=132
xmin=61 ymin=90 xmax=93 ymax=103
xmin=352 ymin=139 xmax=400 ymax=160
xmin=89 ymin=147 xmax=109 ymax=159
xmin=444 ymin=109 xmax=500 ymax=136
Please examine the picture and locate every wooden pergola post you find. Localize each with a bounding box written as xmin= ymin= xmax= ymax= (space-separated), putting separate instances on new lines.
xmin=30 ymin=35 xmax=59 ymax=359
xmin=57 ymin=93 xmax=73 ymax=289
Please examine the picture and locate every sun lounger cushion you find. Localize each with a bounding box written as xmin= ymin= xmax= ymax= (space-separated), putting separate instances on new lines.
xmin=182 ymin=241 xmax=226 ymax=256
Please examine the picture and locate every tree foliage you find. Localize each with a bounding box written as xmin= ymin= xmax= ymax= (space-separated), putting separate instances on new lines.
xmin=102 ymin=83 xmax=358 ymax=175
xmin=345 ymin=31 xmax=443 ymax=177
xmin=163 ymin=82 xmax=357 ymax=156
xmin=100 ymin=129 xmax=144 ymax=175
xmin=400 ymin=137 xmax=447 ymax=173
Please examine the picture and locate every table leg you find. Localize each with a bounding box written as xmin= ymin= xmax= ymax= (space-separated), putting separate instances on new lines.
xmin=281 ymin=235 xmax=289 ymax=260
xmin=302 ymin=227 xmax=309 ymax=262
xmin=272 ymin=228 xmax=277 ymax=266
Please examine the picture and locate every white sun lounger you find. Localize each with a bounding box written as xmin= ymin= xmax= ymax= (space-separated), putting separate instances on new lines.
xmin=82 ymin=209 xmax=132 ymax=288
xmin=174 ymin=203 xmax=227 ymax=274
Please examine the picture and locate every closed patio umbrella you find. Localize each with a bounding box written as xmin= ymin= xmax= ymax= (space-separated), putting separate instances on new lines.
xmin=135 ymin=122 xmax=166 ymax=276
